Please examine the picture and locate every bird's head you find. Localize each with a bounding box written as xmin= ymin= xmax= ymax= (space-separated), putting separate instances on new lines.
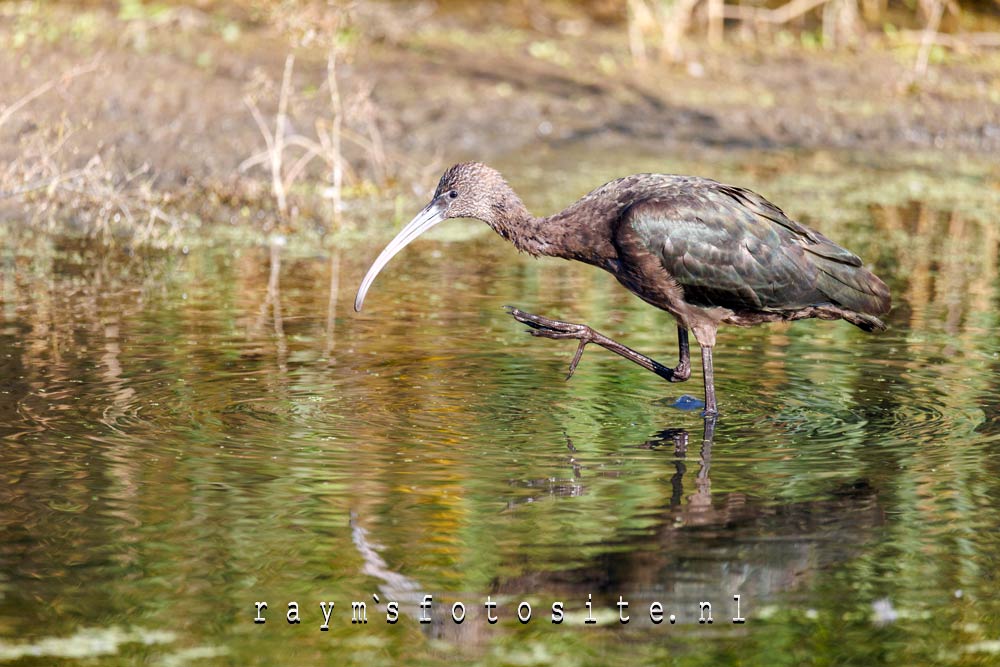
xmin=433 ymin=161 xmax=507 ymax=222
xmin=354 ymin=162 xmax=518 ymax=311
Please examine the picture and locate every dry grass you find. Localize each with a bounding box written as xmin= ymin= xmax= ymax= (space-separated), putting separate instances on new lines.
xmin=626 ymin=0 xmax=996 ymax=65
xmin=0 ymin=56 xmax=182 ymax=245
xmin=1 ymin=0 xmax=996 ymax=246
xmin=237 ymin=42 xmax=442 ymax=227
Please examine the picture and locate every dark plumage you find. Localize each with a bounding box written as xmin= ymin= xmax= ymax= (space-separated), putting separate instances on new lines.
xmin=355 ymin=162 xmax=891 ymax=416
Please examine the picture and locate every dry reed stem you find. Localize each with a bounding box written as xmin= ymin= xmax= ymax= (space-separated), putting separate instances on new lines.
xmin=243 ymin=55 xmax=296 ymax=217
xmin=723 ymin=0 xmax=835 ymax=25
xmin=660 ymin=0 xmax=701 ymax=61
xmin=707 ymin=0 xmax=724 ymax=45
xmin=0 ymin=57 xmax=101 ymax=131
xmin=914 ymin=0 xmax=945 ymax=76
xmin=274 ymin=55 xmax=295 ymax=216
xmin=354 ymin=81 xmax=387 ymax=186
xmin=627 ymin=0 xmax=654 ymax=64
xmin=327 ymin=50 xmax=345 ymax=229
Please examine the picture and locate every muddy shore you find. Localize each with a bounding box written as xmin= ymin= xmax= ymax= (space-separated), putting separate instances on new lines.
xmin=1 ymin=2 xmax=998 ymax=236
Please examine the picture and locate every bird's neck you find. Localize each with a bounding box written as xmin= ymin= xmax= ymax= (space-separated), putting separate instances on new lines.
xmin=489 ymin=193 xmax=617 ymax=268
xmin=484 ymin=191 xmax=544 ymax=255
xmin=488 ymin=191 xmax=616 ymax=267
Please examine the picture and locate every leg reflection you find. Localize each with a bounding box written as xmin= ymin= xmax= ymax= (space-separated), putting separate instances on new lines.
xmin=641 ymin=415 xmax=716 ymax=511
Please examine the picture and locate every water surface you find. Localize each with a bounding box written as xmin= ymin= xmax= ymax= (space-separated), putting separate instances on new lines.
xmin=2 ymin=148 xmax=999 ymax=665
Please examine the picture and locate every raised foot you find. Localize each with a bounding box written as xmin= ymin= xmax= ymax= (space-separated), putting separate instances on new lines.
xmin=503 ymin=306 xmax=685 ymax=385
xmin=504 ymin=306 xmax=599 ymax=380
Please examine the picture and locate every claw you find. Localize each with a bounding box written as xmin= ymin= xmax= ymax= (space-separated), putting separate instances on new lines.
xmin=566 ymin=339 xmax=588 ymax=380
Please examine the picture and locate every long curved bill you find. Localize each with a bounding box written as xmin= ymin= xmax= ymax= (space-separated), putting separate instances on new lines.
xmin=354 ymin=199 xmax=447 ymax=312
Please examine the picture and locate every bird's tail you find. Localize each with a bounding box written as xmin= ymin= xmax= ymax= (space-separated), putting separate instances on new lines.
xmin=805 ymin=237 xmax=891 ymax=330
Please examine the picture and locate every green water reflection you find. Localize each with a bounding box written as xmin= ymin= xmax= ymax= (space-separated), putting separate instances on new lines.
xmin=1 ymin=150 xmax=999 ymax=666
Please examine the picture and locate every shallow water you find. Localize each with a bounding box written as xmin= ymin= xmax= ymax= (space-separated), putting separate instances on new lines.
xmin=2 ymin=148 xmax=999 ymax=665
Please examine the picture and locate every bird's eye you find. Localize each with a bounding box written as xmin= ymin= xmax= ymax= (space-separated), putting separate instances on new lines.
xmin=448 ymin=190 xmax=458 ymax=199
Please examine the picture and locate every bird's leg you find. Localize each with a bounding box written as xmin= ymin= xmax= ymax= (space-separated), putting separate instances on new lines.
xmin=504 ymin=306 xmax=681 ymax=382
xmin=673 ymin=327 xmax=691 ymax=382
xmin=701 ymin=345 xmax=718 ymax=417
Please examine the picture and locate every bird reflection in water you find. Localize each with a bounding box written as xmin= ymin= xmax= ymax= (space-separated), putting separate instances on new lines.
xmin=351 ymin=419 xmax=882 ymax=642
xmin=504 ymin=416 xmax=717 ymax=512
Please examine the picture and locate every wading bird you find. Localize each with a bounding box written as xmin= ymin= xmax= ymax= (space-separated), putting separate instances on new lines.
xmin=354 ymin=163 xmax=890 ymax=416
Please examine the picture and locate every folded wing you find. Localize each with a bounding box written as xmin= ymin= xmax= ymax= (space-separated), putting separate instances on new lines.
xmin=621 ymin=182 xmax=891 ymax=319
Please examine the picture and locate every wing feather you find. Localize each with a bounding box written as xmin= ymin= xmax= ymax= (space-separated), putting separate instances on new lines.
xmin=620 ymin=183 xmax=889 ymax=316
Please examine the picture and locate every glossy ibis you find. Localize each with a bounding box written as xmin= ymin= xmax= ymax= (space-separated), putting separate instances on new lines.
xmin=355 ymin=162 xmax=891 ymax=416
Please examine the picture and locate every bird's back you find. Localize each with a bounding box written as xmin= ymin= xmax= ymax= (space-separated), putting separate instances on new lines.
xmin=597 ymin=174 xmax=890 ymax=329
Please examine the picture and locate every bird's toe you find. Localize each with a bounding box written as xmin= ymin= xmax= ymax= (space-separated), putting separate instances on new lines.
xmin=505 ymin=307 xmax=590 ymax=337
xmin=528 ymin=327 xmax=585 ymax=340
